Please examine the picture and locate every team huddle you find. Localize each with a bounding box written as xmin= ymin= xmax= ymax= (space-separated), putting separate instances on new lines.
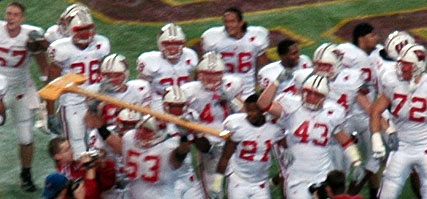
xmin=0 ymin=1 xmax=426 ymax=199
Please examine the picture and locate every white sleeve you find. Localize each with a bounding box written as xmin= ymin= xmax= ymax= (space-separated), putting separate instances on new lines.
xmin=224 ymin=115 xmax=243 ymax=142
xmin=0 ymin=75 xmax=7 ymax=98
xmin=136 ymin=53 xmax=158 ymax=80
xmin=253 ymin=26 xmax=269 ymax=56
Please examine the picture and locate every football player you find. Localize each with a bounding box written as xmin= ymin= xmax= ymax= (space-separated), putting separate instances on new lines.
xmin=161 ymin=85 xmax=207 ymax=199
xmin=216 ymin=94 xmax=285 ymax=199
xmin=88 ymin=53 xmax=151 ymax=125
xmin=85 ymin=111 xmax=193 ymax=199
xmin=258 ymin=74 xmax=363 ymax=198
xmin=258 ymin=38 xmax=312 ymax=95
xmin=181 ymin=51 xmax=244 ymax=198
xmin=336 ymin=23 xmax=385 ymax=197
xmin=136 ymin=23 xmax=198 ymax=112
xmin=47 ymin=9 xmax=110 ymax=159
xmin=44 ymin=3 xmax=90 ymax=43
xmin=0 ymin=2 xmax=50 ymax=192
xmin=201 ymin=7 xmax=270 ymax=99
xmin=370 ymin=44 xmax=427 ymax=199
xmin=88 ymin=108 xmax=141 ymax=199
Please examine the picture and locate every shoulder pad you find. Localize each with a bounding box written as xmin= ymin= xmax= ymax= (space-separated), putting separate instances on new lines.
xmin=201 ymin=26 xmax=225 ymax=51
xmin=222 ymin=75 xmax=244 ymax=98
xmin=136 ymin=51 xmax=161 ymax=75
xmin=275 ymin=93 xmax=302 ymax=114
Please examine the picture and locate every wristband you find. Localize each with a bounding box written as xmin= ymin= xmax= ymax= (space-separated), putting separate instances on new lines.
xmin=98 ymin=125 xmax=111 ymax=140
xmin=174 ymin=150 xmax=188 ymax=162
xmin=273 ymin=80 xmax=280 ymax=87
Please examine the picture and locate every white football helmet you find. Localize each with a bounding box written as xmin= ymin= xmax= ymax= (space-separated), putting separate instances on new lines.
xmin=313 ymin=43 xmax=343 ymax=79
xmin=135 ymin=115 xmax=167 ymax=148
xmin=157 ymin=23 xmax=186 ymax=61
xmin=385 ymin=31 xmax=415 ymax=60
xmin=301 ymin=74 xmax=329 ymax=110
xmin=197 ymin=51 xmax=225 ymax=90
xmin=163 ymin=85 xmax=188 ymax=116
xmin=100 ymin=54 xmax=129 ymax=92
xmin=116 ymin=109 xmax=141 ymax=134
xmin=396 ymin=44 xmax=426 ymax=81
xmin=58 ymin=4 xmax=90 ymax=37
xmin=69 ymin=10 xmax=95 ymax=45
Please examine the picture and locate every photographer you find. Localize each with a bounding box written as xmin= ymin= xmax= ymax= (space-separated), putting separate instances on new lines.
xmin=311 ymin=170 xmax=365 ymax=199
xmin=42 ymin=172 xmax=84 ymax=199
xmin=47 ymin=137 xmax=116 ymax=199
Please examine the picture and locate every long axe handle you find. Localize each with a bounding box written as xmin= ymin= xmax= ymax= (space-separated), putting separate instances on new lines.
xmin=63 ymin=86 xmax=231 ymax=139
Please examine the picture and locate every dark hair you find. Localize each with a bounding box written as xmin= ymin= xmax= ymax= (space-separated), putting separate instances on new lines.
xmin=325 ymin=170 xmax=346 ymax=194
xmin=277 ymin=38 xmax=297 ymax=55
xmin=7 ymin=2 xmax=26 ymax=13
xmin=352 ymin=22 xmax=374 ymax=46
xmin=244 ymin=93 xmax=259 ymax=104
xmin=224 ymin=7 xmax=248 ymax=32
xmin=48 ymin=137 xmax=67 ymax=158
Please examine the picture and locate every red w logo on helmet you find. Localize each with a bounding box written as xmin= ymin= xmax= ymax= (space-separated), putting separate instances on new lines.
xmin=414 ymin=50 xmax=426 ymax=62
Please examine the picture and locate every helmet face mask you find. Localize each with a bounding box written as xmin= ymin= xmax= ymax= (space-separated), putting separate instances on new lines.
xmin=100 ymin=54 xmax=129 ymax=92
xmin=69 ymin=11 xmax=95 ymax=46
xmin=198 ymin=71 xmax=224 ymax=91
xmin=163 ymin=85 xmax=188 ymax=116
xmin=301 ymin=75 xmax=329 ymax=110
xmin=116 ymin=109 xmax=141 ymax=135
xmin=396 ymin=44 xmax=426 ymax=81
xmin=313 ymin=43 xmax=343 ymax=79
xmin=157 ymin=23 xmax=185 ymax=61
xmin=58 ymin=4 xmax=90 ymax=37
xmin=135 ymin=116 xmax=167 ymax=148
xmin=197 ymin=51 xmax=226 ymax=90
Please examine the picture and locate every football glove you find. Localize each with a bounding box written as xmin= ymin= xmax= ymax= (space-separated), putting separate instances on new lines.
xmin=26 ymin=30 xmax=49 ymax=54
xmin=47 ymin=115 xmax=63 ymax=135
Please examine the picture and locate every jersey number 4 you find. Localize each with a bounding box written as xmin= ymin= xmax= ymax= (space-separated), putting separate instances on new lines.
xmin=392 ymin=93 xmax=427 ymax=122
xmin=126 ymin=150 xmax=160 ymax=183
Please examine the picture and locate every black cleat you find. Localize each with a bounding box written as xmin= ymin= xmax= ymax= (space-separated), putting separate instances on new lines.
xmin=20 ymin=171 xmax=37 ymax=192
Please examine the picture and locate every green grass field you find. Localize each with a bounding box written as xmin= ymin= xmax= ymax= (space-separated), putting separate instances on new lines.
xmin=0 ymin=0 xmax=426 ymax=198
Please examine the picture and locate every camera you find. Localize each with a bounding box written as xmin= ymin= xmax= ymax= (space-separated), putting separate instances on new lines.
xmin=66 ymin=178 xmax=83 ymax=197
xmin=79 ymin=150 xmax=100 ymax=168
xmin=308 ymin=182 xmax=329 ymax=199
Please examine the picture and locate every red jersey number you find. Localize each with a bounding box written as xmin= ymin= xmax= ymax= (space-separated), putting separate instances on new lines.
xmin=221 ymin=52 xmax=252 ymax=73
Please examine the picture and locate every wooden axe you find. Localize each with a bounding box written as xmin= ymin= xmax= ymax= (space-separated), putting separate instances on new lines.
xmin=38 ymin=74 xmax=231 ymax=139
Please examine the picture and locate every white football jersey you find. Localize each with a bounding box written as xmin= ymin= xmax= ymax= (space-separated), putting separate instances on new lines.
xmin=258 ymin=55 xmax=312 ymax=95
xmin=276 ymin=94 xmax=346 ymax=174
xmin=202 ymin=26 xmax=269 ymax=97
xmin=224 ymin=113 xmax=284 ymax=183
xmin=0 ymin=74 xmax=7 ymax=98
xmin=182 ymin=75 xmax=243 ymax=130
xmin=0 ymin=21 xmax=44 ymax=85
xmin=87 ymin=79 xmax=151 ymax=125
xmin=44 ymin=24 xmax=66 ymax=43
xmin=382 ymin=72 xmax=427 ymax=145
xmin=48 ymin=35 xmax=110 ymax=106
xmin=338 ymin=42 xmax=377 ymax=116
xmin=164 ymin=122 xmax=197 ymax=183
xmin=122 ymin=130 xmax=178 ymax=199
xmin=328 ymin=68 xmax=364 ymax=112
xmin=136 ymin=48 xmax=198 ymax=111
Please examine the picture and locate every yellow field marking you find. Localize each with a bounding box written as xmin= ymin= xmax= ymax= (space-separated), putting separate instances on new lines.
xmin=160 ymin=0 xmax=213 ymax=6
xmin=67 ymin=0 xmax=357 ymax=26
xmin=409 ymin=27 xmax=427 ymax=40
xmin=322 ymin=7 xmax=427 ymax=42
